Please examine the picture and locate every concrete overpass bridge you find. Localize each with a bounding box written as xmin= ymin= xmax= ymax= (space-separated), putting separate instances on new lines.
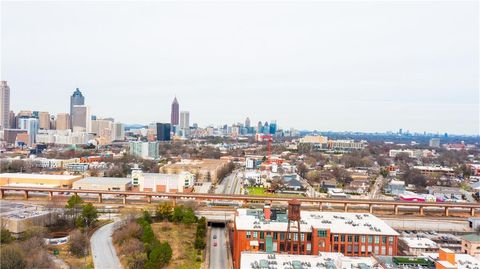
xmin=1 ymin=186 xmax=479 ymax=217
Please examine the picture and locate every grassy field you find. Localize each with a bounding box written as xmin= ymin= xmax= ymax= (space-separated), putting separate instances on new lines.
xmin=246 ymin=186 xmax=303 ymax=198
xmin=152 ymin=222 xmax=203 ymax=269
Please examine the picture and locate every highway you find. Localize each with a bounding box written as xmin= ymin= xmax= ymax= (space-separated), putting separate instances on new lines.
xmin=216 ymin=170 xmax=242 ymax=195
xmin=209 ymin=227 xmax=228 ymax=269
xmin=90 ymin=219 xmax=123 ymax=269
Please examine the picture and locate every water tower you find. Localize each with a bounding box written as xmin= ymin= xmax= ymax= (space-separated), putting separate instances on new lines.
xmin=286 ymin=199 xmax=302 ymax=254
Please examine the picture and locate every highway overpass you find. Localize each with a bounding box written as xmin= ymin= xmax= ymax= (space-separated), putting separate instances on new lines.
xmin=0 ymin=185 xmax=479 ymax=217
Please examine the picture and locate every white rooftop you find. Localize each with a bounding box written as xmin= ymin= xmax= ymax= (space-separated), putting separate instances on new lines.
xmin=73 ymin=177 xmax=132 ymax=186
xmin=0 ymin=173 xmax=80 ymax=180
xmin=422 ymin=253 xmax=480 ymax=269
xmin=240 ymin=252 xmax=379 ymax=269
xmin=235 ymin=209 xmax=399 ymax=236
xmin=400 ymin=237 xmax=438 ymax=249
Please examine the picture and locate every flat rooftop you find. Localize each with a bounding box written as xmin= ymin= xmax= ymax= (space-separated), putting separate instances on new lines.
xmin=235 ymin=209 xmax=399 ymax=236
xmin=400 ymin=237 xmax=438 ymax=249
xmin=423 ymin=253 xmax=480 ymax=269
xmin=73 ymin=177 xmax=132 ymax=185
xmin=0 ymin=173 xmax=80 ymax=180
xmin=240 ymin=252 xmax=379 ymax=269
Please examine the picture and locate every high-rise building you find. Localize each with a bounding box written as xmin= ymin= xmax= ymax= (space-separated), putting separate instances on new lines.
xmin=129 ymin=141 xmax=159 ymax=159
xmin=71 ymin=105 xmax=91 ymax=133
xmin=429 ymin=138 xmax=441 ymax=148
xmin=18 ymin=118 xmax=39 ymax=146
xmin=245 ymin=117 xmax=251 ymax=128
xmin=113 ymin=122 xmax=125 ymax=141
xmin=180 ymin=111 xmax=190 ymax=130
xmin=0 ymin=81 xmax=11 ymax=129
xmin=70 ymin=88 xmax=85 ymax=128
xmin=91 ymin=119 xmax=113 ymax=142
xmin=269 ymin=120 xmax=277 ymax=135
xmin=9 ymin=111 xmax=16 ymax=129
xmin=171 ymin=97 xmax=179 ymax=126
xmin=56 ymin=113 xmax=70 ymax=130
xmin=38 ymin=112 xmax=50 ymax=130
xmin=156 ymin=123 xmax=171 ymax=141
xmin=257 ymin=121 xmax=262 ymax=133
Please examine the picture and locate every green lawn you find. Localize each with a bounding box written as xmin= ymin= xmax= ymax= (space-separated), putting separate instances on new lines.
xmin=246 ymin=187 xmax=303 ymax=198
xmin=247 ymin=187 xmax=267 ymax=195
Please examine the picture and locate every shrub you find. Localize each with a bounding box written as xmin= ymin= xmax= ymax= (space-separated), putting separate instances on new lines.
xmin=0 ymin=245 xmax=26 ymax=269
xmin=1 ymin=228 xmax=13 ymax=244
xmin=69 ymin=230 xmax=88 ymax=257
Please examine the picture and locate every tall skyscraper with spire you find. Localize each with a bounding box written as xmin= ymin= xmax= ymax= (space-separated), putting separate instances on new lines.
xmin=171 ymin=96 xmax=179 ymax=126
xmin=0 ymin=81 xmax=10 ymax=129
xmin=70 ymin=88 xmax=85 ymax=129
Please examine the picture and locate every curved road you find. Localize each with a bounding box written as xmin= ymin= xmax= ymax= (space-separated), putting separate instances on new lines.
xmin=91 ymin=220 xmax=122 ymax=269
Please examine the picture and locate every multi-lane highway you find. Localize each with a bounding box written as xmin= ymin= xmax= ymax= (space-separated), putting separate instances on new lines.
xmin=215 ymin=170 xmax=242 ymax=195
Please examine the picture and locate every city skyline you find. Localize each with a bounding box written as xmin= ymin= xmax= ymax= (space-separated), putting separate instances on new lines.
xmin=1 ymin=1 xmax=478 ymax=135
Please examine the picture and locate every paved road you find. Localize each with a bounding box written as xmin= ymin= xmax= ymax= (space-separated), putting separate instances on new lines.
xmin=91 ymin=219 xmax=122 ymax=269
xmin=369 ymin=176 xmax=384 ymax=199
xmin=209 ymin=227 xmax=228 ymax=269
xmin=215 ymin=170 xmax=242 ymax=195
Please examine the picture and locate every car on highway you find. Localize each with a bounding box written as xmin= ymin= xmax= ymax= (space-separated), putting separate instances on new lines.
xmin=213 ymin=242 xmax=217 ymax=247
xmin=213 ymin=235 xmax=217 ymax=239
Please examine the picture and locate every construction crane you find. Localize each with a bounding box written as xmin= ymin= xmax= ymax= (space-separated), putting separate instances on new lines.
xmin=260 ymin=134 xmax=273 ymax=163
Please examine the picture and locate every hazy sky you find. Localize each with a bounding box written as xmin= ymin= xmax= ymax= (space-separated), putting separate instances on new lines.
xmin=1 ymin=1 xmax=479 ymax=134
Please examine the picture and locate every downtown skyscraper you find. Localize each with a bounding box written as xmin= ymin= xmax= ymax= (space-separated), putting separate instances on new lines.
xmin=70 ymin=88 xmax=85 ymax=129
xmin=171 ymin=96 xmax=179 ymax=126
xmin=0 ymin=81 xmax=11 ymax=129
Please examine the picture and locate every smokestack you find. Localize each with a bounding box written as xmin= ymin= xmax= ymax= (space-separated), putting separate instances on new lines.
xmin=264 ymin=204 xmax=271 ymax=221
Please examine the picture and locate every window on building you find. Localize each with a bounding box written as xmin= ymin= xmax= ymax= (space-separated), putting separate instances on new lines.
xmin=374 ymin=236 xmax=380 ymax=244
xmin=301 ymin=234 xmax=305 ymax=241
xmin=259 ymin=242 xmax=265 ymax=251
xmin=294 ymin=233 xmax=298 ymax=241
xmin=307 ymin=233 xmax=312 ymax=241
xmin=273 ymin=232 xmax=278 ymax=240
xmin=340 ymin=235 xmax=345 ymax=242
xmin=319 ymin=241 xmax=325 ymax=248
xmin=246 ymin=231 xmax=251 ymax=239
xmin=354 ymin=235 xmax=359 ymax=242
xmin=361 ymin=236 xmax=366 ymax=243
xmin=253 ymin=232 xmax=258 ymax=239
xmin=260 ymin=232 xmax=264 ymax=239
xmin=368 ymin=236 xmax=373 ymax=243
xmin=382 ymin=236 xmax=387 ymax=244
xmin=317 ymin=230 xmax=327 ymax=237
xmin=348 ymin=235 xmax=353 ymax=242
xmin=280 ymin=233 xmax=285 ymax=240
xmin=389 ymin=236 xmax=394 ymax=243
xmin=280 ymin=243 xmax=285 ymax=251
xmin=334 ymin=235 xmax=339 ymax=242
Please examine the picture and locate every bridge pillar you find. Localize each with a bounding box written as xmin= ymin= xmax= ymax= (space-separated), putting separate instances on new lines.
xmin=394 ymin=205 xmax=399 ymax=215
xmin=470 ymin=208 xmax=475 ymax=217
xmin=48 ymin=191 xmax=54 ymax=200
xmin=419 ymin=206 xmax=424 ymax=216
xmin=318 ymin=202 xmax=323 ymax=211
xmin=344 ymin=203 xmax=348 ymax=212
xmin=98 ymin=193 xmax=103 ymax=203
xmin=122 ymin=195 xmax=127 ymax=205
xmin=444 ymin=207 xmax=449 ymax=217
xmin=0 ymin=189 xmax=4 ymax=199
xmin=369 ymin=204 xmax=373 ymax=214
xmin=147 ymin=196 xmax=152 ymax=204
xmin=23 ymin=190 xmax=29 ymax=199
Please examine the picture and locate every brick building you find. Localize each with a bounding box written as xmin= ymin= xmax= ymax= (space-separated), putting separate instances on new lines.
xmin=232 ymin=207 xmax=399 ymax=269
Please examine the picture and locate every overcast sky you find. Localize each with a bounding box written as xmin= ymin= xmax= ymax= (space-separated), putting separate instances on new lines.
xmin=1 ymin=1 xmax=478 ymax=134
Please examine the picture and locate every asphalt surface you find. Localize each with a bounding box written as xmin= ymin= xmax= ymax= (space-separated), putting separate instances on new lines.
xmin=216 ymin=170 xmax=242 ymax=195
xmin=91 ymin=219 xmax=122 ymax=269
xmin=209 ymin=227 xmax=228 ymax=269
